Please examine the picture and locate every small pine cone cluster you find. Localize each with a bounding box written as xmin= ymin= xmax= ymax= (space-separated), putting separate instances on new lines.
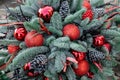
xmin=87 ymin=49 xmax=105 ymax=62
xmin=24 ymin=54 xmax=48 ymax=76
xmin=59 ymin=1 xmax=70 ymax=19
xmin=29 ymin=54 xmax=47 ymax=73
xmin=92 ymin=8 xmax=105 ymax=18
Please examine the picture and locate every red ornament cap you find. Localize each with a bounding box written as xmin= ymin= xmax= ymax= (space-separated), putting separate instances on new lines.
xmin=38 ymin=6 xmax=54 ymax=22
xmin=24 ymin=62 xmax=31 ymax=71
xmin=63 ymin=24 xmax=80 ymax=40
xmin=93 ymin=35 xmax=105 ymax=46
xmin=14 ymin=27 xmax=27 ymax=41
xmin=72 ymin=51 xmax=86 ymax=61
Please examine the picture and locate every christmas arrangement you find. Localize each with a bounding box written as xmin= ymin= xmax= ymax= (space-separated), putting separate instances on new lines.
xmin=0 ymin=0 xmax=120 ymax=80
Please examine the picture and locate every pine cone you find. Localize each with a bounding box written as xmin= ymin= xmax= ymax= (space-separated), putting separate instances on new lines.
xmin=87 ymin=49 xmax=105 ymax=62
xmin=29 ymin=54 xmax=47 ymax=74
xmin=59 ymin=1 xmax=70 ymax=19
xmin=92 ymin=8 xmax=105 ymax=18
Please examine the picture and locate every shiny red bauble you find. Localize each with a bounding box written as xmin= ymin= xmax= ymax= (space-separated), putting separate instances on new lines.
xmin=8 ymin=44 xmax=20 ymax=54
xmin=72 ymin=51 xmax=86 ymax=62
xmin=62 ymin=24 xmax=80 ymax=40
xmin=82 ymin=0 xmax=91 ymax=10
xmin=24 ymin=62 xmax=31 ymax=71
xmin=14 ymin=27 xmax=27 ymax=41
xmin=82 ymin=10 xmax=93 ymax=21
xmin=38 ymin=6 xmax=54 ymax=22
xmin=93 ymin=35 xmax=105 ymax=46
xmin=74 ymin=60 xmax=89 ymax=76
xmin=25 ymin=31 xmax=44 ymax=47
xmin=103 ymin=43 xmax=111 ymax=52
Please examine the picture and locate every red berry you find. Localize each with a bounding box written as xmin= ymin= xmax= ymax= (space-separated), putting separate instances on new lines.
xmin=25 ymin=31 xmax=44 ymax=47
xmin=72 ymin=51 xmax=86 ymax=62
xmin=8 ymin=44 xmax=20 ymax=54
xmin=103 ymin=43 xmax=111 ymax=52
xmin=93 ymin=35 xmax=105 ymax=46
xmin=82 ymin=10 xmax=93 ymax=21
xmin=82 ymin=0 xmax=91 ymax=10
xmin=38 ymin=6 xmax=54 ymax=22
xmin=14 ymin=27 xmax=27 ymax=41
xmin=63 ymin=24 xmax=80 ymax=40
xmin=24 ymin=62 xmax=31 ymax=71
xmin=74 ymin=60 xmax=89 ymax=76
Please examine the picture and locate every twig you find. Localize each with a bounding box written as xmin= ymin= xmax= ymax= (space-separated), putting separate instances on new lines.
xmin=39 ymin=18 xmax=51 ymax=35
xmin=0 ymin=22 xmax=23 ymax=26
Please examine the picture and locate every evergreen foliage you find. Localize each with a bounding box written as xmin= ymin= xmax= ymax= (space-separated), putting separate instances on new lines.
xmin=0 ymin=0 xmax=120 ymax=80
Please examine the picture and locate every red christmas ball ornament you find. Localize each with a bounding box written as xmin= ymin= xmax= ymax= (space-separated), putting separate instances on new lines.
xmin=82 ymin=0 xmax=91 ymax=10
xmin=14 ymin=27 xmax=27 ymax=41
xmin=8 ymin=44 xmax=20 ymax=54
xmin=72 ymin=51 xmax=86 ymax=62
xmin=25 ymin=31 xmax=44 ymax=47
xmin=93 ymin=35 xmax=105 ymax=46
xmin=62 ymin=24 xmax=80 ymax=40
xmin=27 ymin=71 xmax=39 ymax=77
xmin=82 ymin=10 xmax=93 ymax=21
xmin=38 ymin=6 xmax=54 ymax=22
xmin=74 ymin=60 xmax=89 ymax=76
xmin=24 ymin=62 xmax=31 ymax=71
xmin=103 ymin=43 xmax=111 ymax=52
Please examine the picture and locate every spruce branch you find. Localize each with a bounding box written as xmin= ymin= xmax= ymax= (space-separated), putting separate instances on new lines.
xmin=5 ymin=5 xmax=20 ymax=22
xmin=19 ymin=5 xmax=28 ymax=21
xmin=0 ymin=54 xmax=16 ymax=70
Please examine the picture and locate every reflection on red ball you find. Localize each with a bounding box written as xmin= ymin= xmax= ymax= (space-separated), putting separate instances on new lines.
xmin=93 ymin=35 xmax=105 ymax=46
xmin=14 ymin=27 xmax=27 ymax=41
xmin=38 ymin=6 xmax=54 ymax=22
